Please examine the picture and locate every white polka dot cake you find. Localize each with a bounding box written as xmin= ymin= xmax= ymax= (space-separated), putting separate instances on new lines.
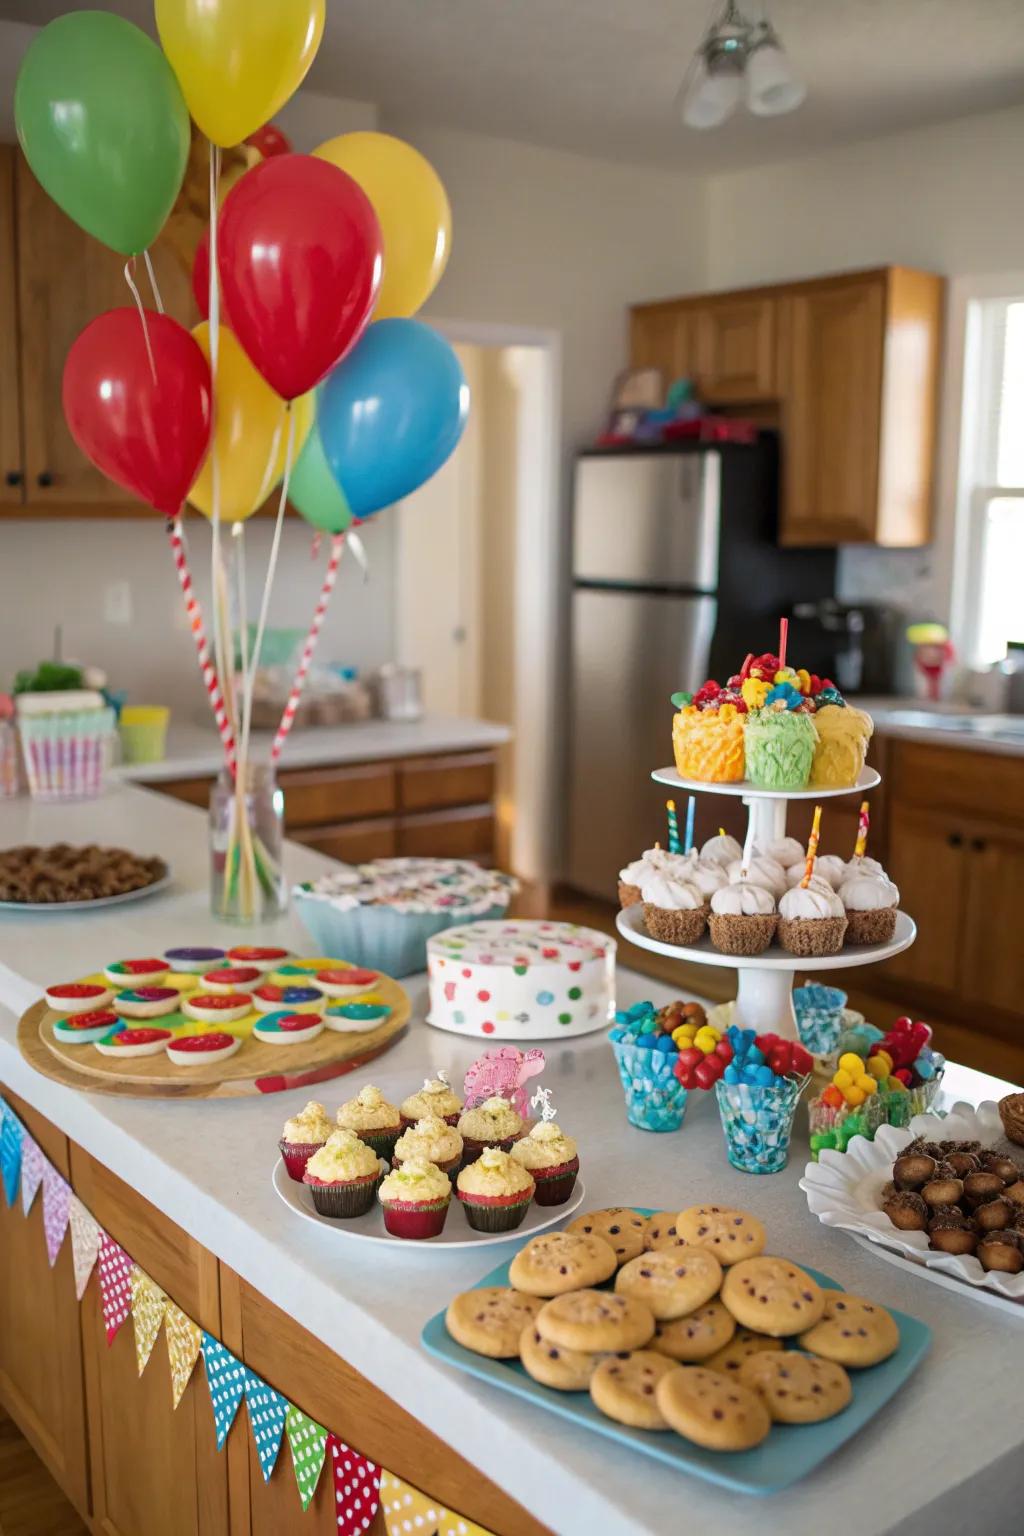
xmin=427 ymin=921 xmax=615 ymax=1040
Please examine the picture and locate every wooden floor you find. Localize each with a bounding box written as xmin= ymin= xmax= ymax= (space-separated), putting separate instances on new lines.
xmin=0 ymin=1409 xmax=86 ymax=1536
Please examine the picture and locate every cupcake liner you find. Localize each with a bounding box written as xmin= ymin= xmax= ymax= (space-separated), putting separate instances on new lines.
xmin=618 ymin=881 xmax=642 ymax=909
xmin=20 ymin=712 xmax=114 ymax=802
xmin=843 ymin=906 xmax=898 ymax=945
xmin=530 ymin=1157 xmax=580 ymax=1207
xmin=278 ymin=1138 xmax=325 ymax=1182
xmin=642 ymin=903 xmax=707 ymax=947
xmin=777 ymin=915 xmax=847 ymax=957
xmin=459 ymin=1132 xmax=524 ymax=1166
xmin=715 ymin=1076 xmax=807 ymax=1174
xmin=611 ymin=1039 xmax=688 ymax=1132
xmin=292 ymin=891 xmax=512 ymax=978
xmin=381 ymin=1195 xmax=451 ymax=1239
xmin=457 ymin=1190 xmax=533 ymax=1232
xmin=793 ymin=983 xmax=847 ymax=1055
xmin=303 ymin=1169 xmax=381 ymax=1218
xmin=708 ymin=912 xmax=777 ymax=956
xmin=348 ymin=1124 xmax=402 ymax=1160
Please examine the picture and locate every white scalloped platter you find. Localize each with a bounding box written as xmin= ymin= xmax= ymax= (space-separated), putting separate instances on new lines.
xmin=651 ymin=765 xmax=881 ymax=801
xmin=800 ymin=1102 xmax=1024 ymax=1313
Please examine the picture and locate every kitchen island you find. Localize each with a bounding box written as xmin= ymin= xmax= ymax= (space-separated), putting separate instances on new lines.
xmin=0 ymin=785 xmax=1020 ymax=1536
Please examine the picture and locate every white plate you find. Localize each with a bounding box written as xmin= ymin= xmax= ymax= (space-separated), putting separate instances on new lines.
xmin=651 ymin=765 xmax=880 ymax=801
xmin=273 ymin=1158 xmax=586 ymax=1249
xmin=0 ymin=868 xmax=172 ymax=914
xmin=799 ymin=1101 xmax=1024 ymax=1309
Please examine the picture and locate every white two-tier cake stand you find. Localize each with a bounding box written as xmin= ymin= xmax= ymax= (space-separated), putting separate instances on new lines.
xmin=615 ymin=764 xmax=916 ymax=1040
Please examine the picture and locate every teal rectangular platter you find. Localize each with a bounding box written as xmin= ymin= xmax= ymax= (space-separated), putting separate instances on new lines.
xmin=421 ymin=1214 xmax=931 ymax=1496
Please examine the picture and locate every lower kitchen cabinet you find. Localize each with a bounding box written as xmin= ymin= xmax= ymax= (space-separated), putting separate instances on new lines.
xmin=961 ymin=828 xmax=1024 ymax=1015
xmin=877 ymin=808 xmax=965 ymax=994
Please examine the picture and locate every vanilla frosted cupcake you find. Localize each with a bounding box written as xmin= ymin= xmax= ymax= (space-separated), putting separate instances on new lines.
xmin=778 ymin=880 xmax=847 ymax=956
xmin=456 ymin=1146 xmax=535 ymax=1231
xmin=839 ymin=871 xmax=900 ymax=944
xmin=681 ymin=854 xmax=728 ymax=902
xmin=700 ymin=833 xmax=743 ymax=869
xmin=336 ymin=1084 xmax=402 ymax=1159
xmin=845 ymin=854 xmax=887 ymax=881
xmin=278 ymin=1100 xmax=333 ymax=1182
xmin=784 ymin=853 xmax=847 ymax=890
xmin=457 ymin=1095 xmax=525 ymax=1162
xmin=641 ymin=869 xmax=707 ymax=947
xmin=759 ymin=836 xmax=805 ymax=868
xmin=510 ymin=1121 xmax=579 ymax=1205
xmin=302 ymin=1129 xmax=382 ymax=1218
xmin=726 ymin=854 xmax=788 ymax=901
xmin=378 ymin=1157 xmax=452 ymax=1239
xmin=709 ymin=881 xmax=778 ymax=956
xmin=399 ymin=1075 xmax=463 ymax=1127
xmin=392 ymin=1114 xmax=463 ymax=1179
xmin=619 ymin=852 xmax=654 ymax=908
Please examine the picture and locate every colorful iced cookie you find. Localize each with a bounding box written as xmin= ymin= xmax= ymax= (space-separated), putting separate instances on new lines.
xmin=52 ymin=1009 xmax=123 ymax=1044
xmin=113 ymin=987 xmax=181 ymax=1019
xmin=199 ymin=966 xmax=262 ymax=994
xmin=45 ymin=981 xmax=114 ymax=1014
xmin=252 ymin=1011 xmax=325 ymax=1046
xmin=268 ymin=962 xmax=322 ymax=985
xmin=324 ymin=1001 xmax=392 ymax=1032
xmin=225 ymin=946 xmax=290 ymax=974
xmin=164 ymin=946 xmax=227 ymax=973
xmin=95 ymin=1027 xmax=174 ymax=1057
xmin=251 ymin=984 xmax=322 ymax=1014
xmin=312 ymin=967 xmax=379 ymax=999
xmin=103 ymin=958 xmax=168 ymax=987
xmin=181 ymin=992 xmax=253 ymax=1024
xmin=165 ymin=1032 xmax=242 ymax=1067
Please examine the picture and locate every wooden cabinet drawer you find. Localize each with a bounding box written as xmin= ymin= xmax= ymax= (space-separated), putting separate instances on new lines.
xmin=696 ymin=295 xmax=776 ymax=401
xmin=279 ymin=762 xmax=396 ymax=828
xmin=888 ymin=740 xmax=1024 ymax=826
xmin=290 ymin=817 xmax=398 ymax=863
xmin=398 ymin=751 xmax=495 ymax=812
xmin=397 ymin=805 xmax=495 ymax=860
xmin=156 ymin=775 xmax=213 ymax=810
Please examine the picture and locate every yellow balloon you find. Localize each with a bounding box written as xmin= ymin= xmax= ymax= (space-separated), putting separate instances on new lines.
xmin=155 ymin=0 xmax=325 ymax=148
xmin=189 ymin=325 xmax=313 ymax=523
xmin=313 ymin=132 xmax=451 ymax=319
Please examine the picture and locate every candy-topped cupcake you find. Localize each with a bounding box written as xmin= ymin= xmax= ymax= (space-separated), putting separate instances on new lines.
xmin=336 ymin=1085 xmax=402 ymax=1160
xmin=810 ymin=700 xmax=874 ymax=788
xmin=671 ymin=683 xmax=746 ymax=783
xmin=744 ymin=681 xmax=818 ymax=790
xmin=399 ymin=1074 xmax=463 ymax=1128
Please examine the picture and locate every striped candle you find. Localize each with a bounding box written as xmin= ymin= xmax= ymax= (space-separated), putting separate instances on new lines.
xmin=683 ymin=795 xmax=696 ymax=854
xmin=666 ymin=799 xmax=681 ymax=854
xmin=800 ymin=804 xmax=823 ymax=888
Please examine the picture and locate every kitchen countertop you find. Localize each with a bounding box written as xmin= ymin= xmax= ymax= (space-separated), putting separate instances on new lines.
xmin=853 ymin=697 xmax=1024 ymax=757
xmin=0 ymin=785 xmax=1021 ymax=1536
xmin=113 ymin=713 xmax=511 ymax=783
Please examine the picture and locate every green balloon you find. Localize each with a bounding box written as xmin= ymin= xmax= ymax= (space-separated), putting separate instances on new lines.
xmin=289 ymin=417 xmax=354 ymax=535
xmin=15 ymin=12 xmax=190 ymax=257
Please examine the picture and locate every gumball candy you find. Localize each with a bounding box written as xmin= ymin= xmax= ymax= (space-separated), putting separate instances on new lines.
xmin=845 ymin=1086 xmax=866 ymax=1107
xmin=636 ymin=1032 xmax=659 ymax=1051
xmin=694 ymin=1056 xmax=723 ymax=1090
xmin=655 ymin=1035 xmax=676 ymax=1054
xmin=810 ymin=1130 xmax=838 ymax=1155
xmin=894 ymin=1067 xmax=913 ymax=1086
xmin=866 ymin=1054 xmax=890 ymax=1080
xmin=833 ymin=1069 xmax=854 ymax=1091
xmin=790 ymin=1043 xmax=814 ymax=1076
xmin=723 ymin=1063 xmax=741 ymax=1085
xmin=714 ymin=1039 xmax=733 ymax=1063
xmin=860 ymin=1075 xmax=878 ymax=1095
xmin=677 ymin=1045 xmax=703 ymax=1072
xmin=838 ymin=1052 xmax=864 ymax=1075
xmin=752 ymin=1064 xmax=774 ymax=1087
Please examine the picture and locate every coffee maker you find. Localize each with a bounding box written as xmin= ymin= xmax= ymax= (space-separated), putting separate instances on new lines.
xmin=792 ymin=599 xmax=902 ymax=696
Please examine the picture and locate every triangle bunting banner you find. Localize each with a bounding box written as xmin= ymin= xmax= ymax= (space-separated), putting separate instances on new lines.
xmin=201 ymin=1333 xmax=247 ymax=1450
xmin=129 ymin=1266 xmax=167 ymax=1375
xmin=97 ymin=1233 xmax=134 ymax=1345
xmin=20 ymin=1132 xmax=45 ymax=1215
xmin=329 ymin=1435 xmax=381 ymax=1536
xmin=41 ymin=1161 xmax=71 ymax=1267
xmin=165 ymin=1302 xmax=202 ymax=1410
xmin=68 ymin=1196 xmax=102 ymax=1300
xmin=0 ymin=1103 xmax=24 ymax=1207
xmin=244 ymin=1370 xmax=289 ymax=1483
xmin=285 ymin=1403 xmax=328 ymax=1512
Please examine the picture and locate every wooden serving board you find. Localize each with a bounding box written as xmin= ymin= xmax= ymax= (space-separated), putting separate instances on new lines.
xmin=18 ymin=966 xmax=411 ymax=1099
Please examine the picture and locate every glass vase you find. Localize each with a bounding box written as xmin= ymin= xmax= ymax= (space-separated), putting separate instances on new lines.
xmin=209 ymin=765 xmax=285 ymax=924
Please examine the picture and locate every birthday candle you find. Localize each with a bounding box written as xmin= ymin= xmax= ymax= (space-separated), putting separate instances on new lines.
xmin=778 ymin=616 xmax=789 ymax=671
xmin=854 ymin=800 xmax=870 ymax=859
xmin=740 ymin=816 xmax=757 ymax=879
xmin=683 ymin=796 xmax=696 ymax=854
xmin=666 ymin=799 xmax=680 ymax=854
xmin=800 ymin=804 xmax=822 ymax=888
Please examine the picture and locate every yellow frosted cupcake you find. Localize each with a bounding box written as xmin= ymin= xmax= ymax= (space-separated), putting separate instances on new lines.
xmin=377 ymin=1157 xmax=453 ymax=1239
xmin=456 ymin=1096 xmax=525 ymax=1162
xmin=672 ymin=702 xmax=745 ymax=783
xmin=302 ymin=1129 xmax=382 ymax=1218
xmin=336 ymin=1084 xmax=402 ymax=1159
xmin=810 ymin=704 xmax=874 ymax=788
xmin=278 ymin=1100 xmax=333 ymax=1182
xmin=456 ymin=1147 xmax=535 ymax=1232
xmin=399 ymin=1075 xmax=463 ymax=1128
xmin=510 ymin=1122 xmax=579 ymax=1206
xmin=392 ymin=1114 xmax=463 ymax=1180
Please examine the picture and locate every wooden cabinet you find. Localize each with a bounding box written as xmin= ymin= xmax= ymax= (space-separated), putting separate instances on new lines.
xmin=960 ymin=827 xmax=1024 ymax=1015
xmin=629 ymin=265 xmax=943 ymax=547
xmin=877 ymin=808 xmax=965 ymax=993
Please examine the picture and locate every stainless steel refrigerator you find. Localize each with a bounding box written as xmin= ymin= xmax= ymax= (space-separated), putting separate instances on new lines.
xmin=565 ymin=441 xmax=836 ymax=898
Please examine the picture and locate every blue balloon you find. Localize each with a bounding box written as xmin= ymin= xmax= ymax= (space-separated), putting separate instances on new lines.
xmin=317 ymin=318 xmax=470 ymax=519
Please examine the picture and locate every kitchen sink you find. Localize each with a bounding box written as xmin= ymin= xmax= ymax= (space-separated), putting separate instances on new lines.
xmin=877 ymin=709 xmax=1024 ymax=743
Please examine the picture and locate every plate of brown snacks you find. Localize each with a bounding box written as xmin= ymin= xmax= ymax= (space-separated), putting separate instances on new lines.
xmin=801 ymin=1102 xmax=1024 ymax=1312
xmin=0 ymin=844 xmax=171 ymax=911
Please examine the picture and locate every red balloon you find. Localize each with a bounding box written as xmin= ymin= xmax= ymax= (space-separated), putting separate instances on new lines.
xmin=218 ymin=154 xmax=382 ymax=401
xmin=246 ymin=123 xmax=292 ymax=158
xmin=62 ymin=308 xmax=212 ymax=515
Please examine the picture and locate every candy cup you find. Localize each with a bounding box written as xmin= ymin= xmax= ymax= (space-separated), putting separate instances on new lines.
xmin=821 ymin=1084 xmax=844 ymax=1108
xmin=714 ymin=1074 xmax=808 ymax=1174
xmin=610 ymin=1032 xmax=688 ymax=1132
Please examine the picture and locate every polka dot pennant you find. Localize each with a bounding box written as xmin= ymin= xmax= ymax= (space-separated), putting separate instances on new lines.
xmin=165 ymin=1302 xmax=202 ymax=1410
xmin=379 ymin=1471 xmax=498 ymax=1536
xmin=41 ymin=1160 xmax=71 ymax=1268
xmin=20 ymin=1132 xmax=44 ymax=1215
xmin=68 ymin=1195 xmax=102 ymax=1300
xmin=243 ymin=1370 xmax=288 ymax=1483
xmin=97 ymin=1233 xmax=134 ymax=1345
xmin=285 ymin=1403 xmax=328 ymax=1512
xmin=201 ymin=1333 xmax=247 ymax=1450
xmin=328 ymin=1433 xmax=381 ymax=1536
xmin=0 ymin=1101 xmax=23 ymax=1207
xmin=129 ymin=1266 xmax=166 ymax=1376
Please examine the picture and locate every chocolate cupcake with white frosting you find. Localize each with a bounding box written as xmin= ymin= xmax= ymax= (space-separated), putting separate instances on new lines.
xmin=725 ymin=854 xmax=788 ymax=902
xmin=641 ymin=869 xmax=707 ymax=946
xmin=699 ymin=832 xmax=742 ymax=869
xmin=708 ymin=881 xmax=778 ymax=956
xmin=777 ymin=879 xmax=848 ymax=957
xmin=784 ymin=853 xmax=847 ymax=890
xmin=839 ymin=870 xmax=900 ymax=944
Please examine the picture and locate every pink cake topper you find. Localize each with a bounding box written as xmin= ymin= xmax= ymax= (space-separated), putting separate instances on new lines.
xmin=463 ymin=1046 xmax=545 ymax=1116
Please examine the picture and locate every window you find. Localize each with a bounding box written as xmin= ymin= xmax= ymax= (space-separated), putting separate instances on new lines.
xmin=959 ymin=295 xmax=1024 ymax=666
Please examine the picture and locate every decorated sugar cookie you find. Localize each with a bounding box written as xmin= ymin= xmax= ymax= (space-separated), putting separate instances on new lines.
xmin=165 ymin=1032 xmax=242 ymax=1067
xmin=252 ymin=1010 xmax=325 ymax=1046
xmin=95 ymin=1027 xmax=174 ymax=1058
xmin=199 ymin=966 xmax=262 ymax=995
xmin=251 ymin=984 xmax=322 ymax=1014
xmin=45 ymin=981 xmax=114 ymax=1014
xmin=225 ymin=945 xmax=290 ymax=974
xmin=267 ymin=961 xmax=322 ymax=986
xmin=103 ymin=958 xmax=168 ymax=987
xmin=164 ymin=946 xmax=227 ymax=973
xmin=113 ymin=987 xmax=181 ymax=1019
xmin=52 ymin=1009 xmax=123 ymax=1045
xmin=324 ymin=1000 xmax=392 ymax=1033
xmin=312 ymin=967 xmax=379 ymax=999
xmin=182 ymin=992 xmax=253 ymax=1024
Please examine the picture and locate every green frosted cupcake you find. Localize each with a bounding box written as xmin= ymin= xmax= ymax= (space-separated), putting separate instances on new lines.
xmin=744 ymin=702 xmax=818 ymax=790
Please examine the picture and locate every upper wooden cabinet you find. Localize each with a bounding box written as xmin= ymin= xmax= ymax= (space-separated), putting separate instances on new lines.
xmin=630 ymin=265 xmax=943 ymax=547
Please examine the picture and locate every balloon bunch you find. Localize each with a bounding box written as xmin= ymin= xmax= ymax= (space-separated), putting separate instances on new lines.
xmin=15 ymin=3 xmax=470 ymax=922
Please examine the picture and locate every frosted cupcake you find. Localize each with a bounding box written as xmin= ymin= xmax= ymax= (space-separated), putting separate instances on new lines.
xmin=399 ymin=1075 xmax=463 ymax=1128
xmin=744 ymin=698 xmax=818 ymax=790
xmin=700 ymin=832 xmax=742 ymax=869
xmin=680 ymin=853 xmax=728 ymax=903
xmin=302 ymin=1129 xmax=382 ymax=1218
xmin=378 ymin=1158 xmax=452 ymax=1239
xmin=810 ymin=704 xmax=874 ymax=788
xmin=619 ymin=852 xmax=655 ymax=908
xmin=278 ymin=1100 xmax=333 ymax=1183
xmin=640 ymin=870 xmax=707 ymax=947
xmin=392 ymin=1114 xmax=463 ymax=1180
xmin=456 ymin=1095 xmax=525 ymax=1163
xmin=708 ymin=882 xmax=778 ymax=956
xmin=673 ymin=702 xmax=745 ymax=783
xmin=778 ymin=880 xmax=848 ymax=957
xmin=510 ymin=1122 xmax=579 ymax=1206
xmin=784 ymin=853 xmax=847 ymax=890
xmin=759 ymin=836 xmax=805 ymax=867
xmin=455 ymin=1147 xmax=535 ymax=1232
xmin=336 ymin=1084 xmax=402 ymax=1160
xmin=839 ymin=871 xmax=900 ymax=944
xmin=726 ymin=855 xmax=788 ymax=901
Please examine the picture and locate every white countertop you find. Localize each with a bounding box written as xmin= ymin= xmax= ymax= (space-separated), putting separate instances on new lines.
xmin=114 ymin=713 xmax=511 ymax=783
xmin=854 ymin=698 xmax=1024 ymax=758
xmin=0 ymin=785 xmax=1020 ymax=1536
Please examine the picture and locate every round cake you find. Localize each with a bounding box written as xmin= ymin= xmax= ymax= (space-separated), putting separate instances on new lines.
xmin=427 ymin=920 xmax=615 ymax=1040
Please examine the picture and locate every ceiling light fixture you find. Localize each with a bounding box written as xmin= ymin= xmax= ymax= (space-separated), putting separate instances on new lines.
xmin=678 ymin=2 xmax=806 ymax=130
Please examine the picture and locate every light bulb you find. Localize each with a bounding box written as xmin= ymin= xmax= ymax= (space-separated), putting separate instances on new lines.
xmin=680 ymin=54 xmax=743 ymax=130
xmin=746 ymin=38 xmax=806 ymax=116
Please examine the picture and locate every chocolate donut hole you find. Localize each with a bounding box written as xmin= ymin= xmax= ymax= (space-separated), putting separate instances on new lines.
xmin=921 ymin=1177 xmax=964 ymax=1209
xmin=892 ymin=1154 xmax=936 ymax=1191
xmin=963 ymin=1171 xmax=1005 ymax=1206
xmin=1001 ymin=1180 xmax=1024 ymax=1205
xmin=929 ymin=1226 xmax=978 ymax=1257
xmin=975 ymin=1198 xmax=1013 ymax=1232
xmin=977 ymin=1236 xmax=1023 ymax=1274
xmin=981 ymin=1154 xmax=1021 ymax=1184
xmin=883 ymin=1191 xmax=929 ymax=1231
xmin=944 ymin=1151 xmax=981 ymax=1178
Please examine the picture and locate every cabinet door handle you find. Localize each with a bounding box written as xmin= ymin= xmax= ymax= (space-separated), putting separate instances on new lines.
xmin=36 ymin=471 xmax=54 ymax=488
xmin=970 ymin=837 xmax=986 ymax=853
xmin=947 ymin=832 xmax=963 ymax=848
xmin=5 ymin=470 xmax=23 ymax=487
